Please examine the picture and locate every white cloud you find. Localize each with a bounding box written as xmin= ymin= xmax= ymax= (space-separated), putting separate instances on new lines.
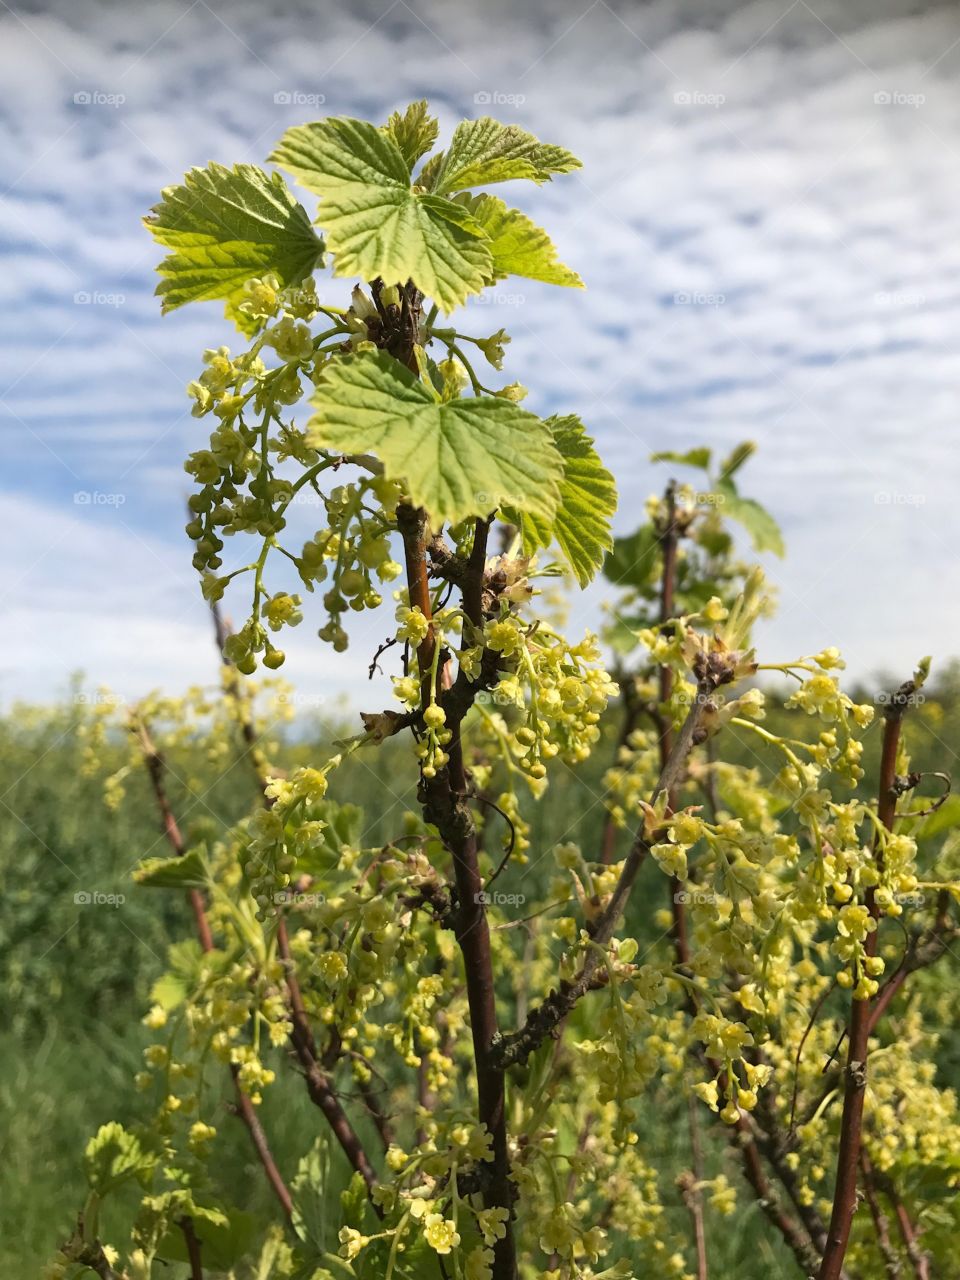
xmin=3 ymin=0 xmax=960 ymax=702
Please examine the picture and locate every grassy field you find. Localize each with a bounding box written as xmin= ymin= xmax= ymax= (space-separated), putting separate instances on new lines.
xmin=3 ymin=666 xmax=958 ymax=1275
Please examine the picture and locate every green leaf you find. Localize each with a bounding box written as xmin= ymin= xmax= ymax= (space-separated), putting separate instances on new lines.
xmin=340 ymin=1171 xmax=369 ymax=1233
xmin=84 ymin=1123 xmax=153 ymax=1194
xmin=718 ymin=771 xmax=792 ymax=821
xmin=382 ymin=100 xmax=439 ymax=170
xmin=145 ymin=163 xmax=323 ymax=327
xmin=430 ymin=117 xmax=581 ymax=194
xmin=167 ymin=937 xmax=204 ymax=976
xmin=154 ymin=1198 xmax=256 ymax=1271
xmin=323 ymin=802 xmax=364 ymax=849
xmin=717 ymin=440 xmax=756 ymax=481
xmin=134 ymin=848 xmax=207 ymax=890
xmin=604 ymin=524 xmax=660 ymax=589
xmin=270 ymin=119 xmax=492 ymax=312
xmin=296 ymin=801 xmax=365 ymax=879
xmin=416 ymin=194 xmax=487 ymax=236
xmin=291 ymin=1138 xmax=330 ymax=1251
xmin=460 ymin=194 xmax=583 ymax=287
xmin=505 ymin=415 xmax=616 ymax=586
xmin=150 ymin=971 xmax=188 ymax=1012
xmin=251 ymin=1227 xmax=294 ymax=1280
xmin=917 ymin=793 xmax=960 ymax=841
xmin=604 ymin=611 xmax=644 ymax=656
xmin=714 ymin=481 xmax=785 ymax=557
xmin=650 ymin=447 xmax=712 ymax=471
xmin=308 ymin=352 xmax=563 ymax=525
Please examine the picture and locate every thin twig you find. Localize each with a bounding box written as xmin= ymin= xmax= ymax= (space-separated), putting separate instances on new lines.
xmin=683 ymin=1094 xmax=708 ymax=1280
xmin=874 ymin=1164 xmax=931 ymax=1280
xmin=492 ymin=685 xmax=711 ymax=1069
xmin=733 ymin=1120 xmax=821 ymax=1275
xmin=860 ymin=1150 xmax=902 ymax=1277
xmin=132 ymin=713 xmax=293 ymax=1218
xmin=789 ymin=978 xmax=838 ymax=1134
xmin=818 ymin=676 xmax=917 ymax=1279
xmin=178 ymin=1216 xmax=204 ymax=1280
xmin=867 ymin=909 xmax=954 ymax=1033
xmin=210 ymin=606 xmax=380 ymax=1207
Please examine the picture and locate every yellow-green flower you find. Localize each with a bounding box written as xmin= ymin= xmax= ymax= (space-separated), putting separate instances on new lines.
xmin=424 ymin=1213 xmax=460 ymax=1255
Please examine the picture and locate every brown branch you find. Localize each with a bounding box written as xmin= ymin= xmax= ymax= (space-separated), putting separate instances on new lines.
xmin=687 ymin=1049 xmax=831 ymax=1273
xmin=72 ymin=1237 xmax=121 ymax=1280
xmin=178 ymin=1216 xmax=204 ymax=1280
xmin=274 ymin=919 xmax=381 ymax=1201
xmin=227 ymin=1087 xmax=293 ymax=1216
xmin=300 ymin=1050 xmax=381 ymax=1196
xmin=210 ymin=606 xmax=382 ymax=1203
xmin=751 ymin=1095 xmax=836 ymax=1260
xmin=860 ymin=1150 xmax=902 ymax=1278
xmin=657 ymin=481 xmax=680 ymax=783
xmin=873 ymin=1165 xmax=931 ymax=1280
xmin=818 ymin=676 xmax=917 ymax=1279
xmin=132 ymin=715 xmax=213 ymax=952
xmin=492 ymin=681 xmax=712 ymax=1069
xmin=733 ymin=1120 xmax=822 ymax=1275
xmin=392 ymin=286 xmax=515 ymax=1275
xmin=682 ymin=1094 xmax=708 ymax=1280
xmin=867 ymin=906 xmax=954 ymax=1033
xmin=404 ymin=505 xmax=517 ymax=1280
xmin=132 ymin=712 xmax=293 ymax=1218
xmin=359 ymin=1074 xmax=394 ymax=1152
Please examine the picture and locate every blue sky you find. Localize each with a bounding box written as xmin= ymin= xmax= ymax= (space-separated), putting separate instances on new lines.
xmin=3 ymin=0 xmax=960 ymax=710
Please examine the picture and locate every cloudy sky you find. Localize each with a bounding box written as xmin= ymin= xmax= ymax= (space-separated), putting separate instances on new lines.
xmin=3 ymin=0 xmax=959 ymax=713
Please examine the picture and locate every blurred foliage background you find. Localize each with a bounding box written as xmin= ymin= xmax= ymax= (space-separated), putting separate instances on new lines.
xmin=3 ymin=662 xmax=959 ymax=1275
